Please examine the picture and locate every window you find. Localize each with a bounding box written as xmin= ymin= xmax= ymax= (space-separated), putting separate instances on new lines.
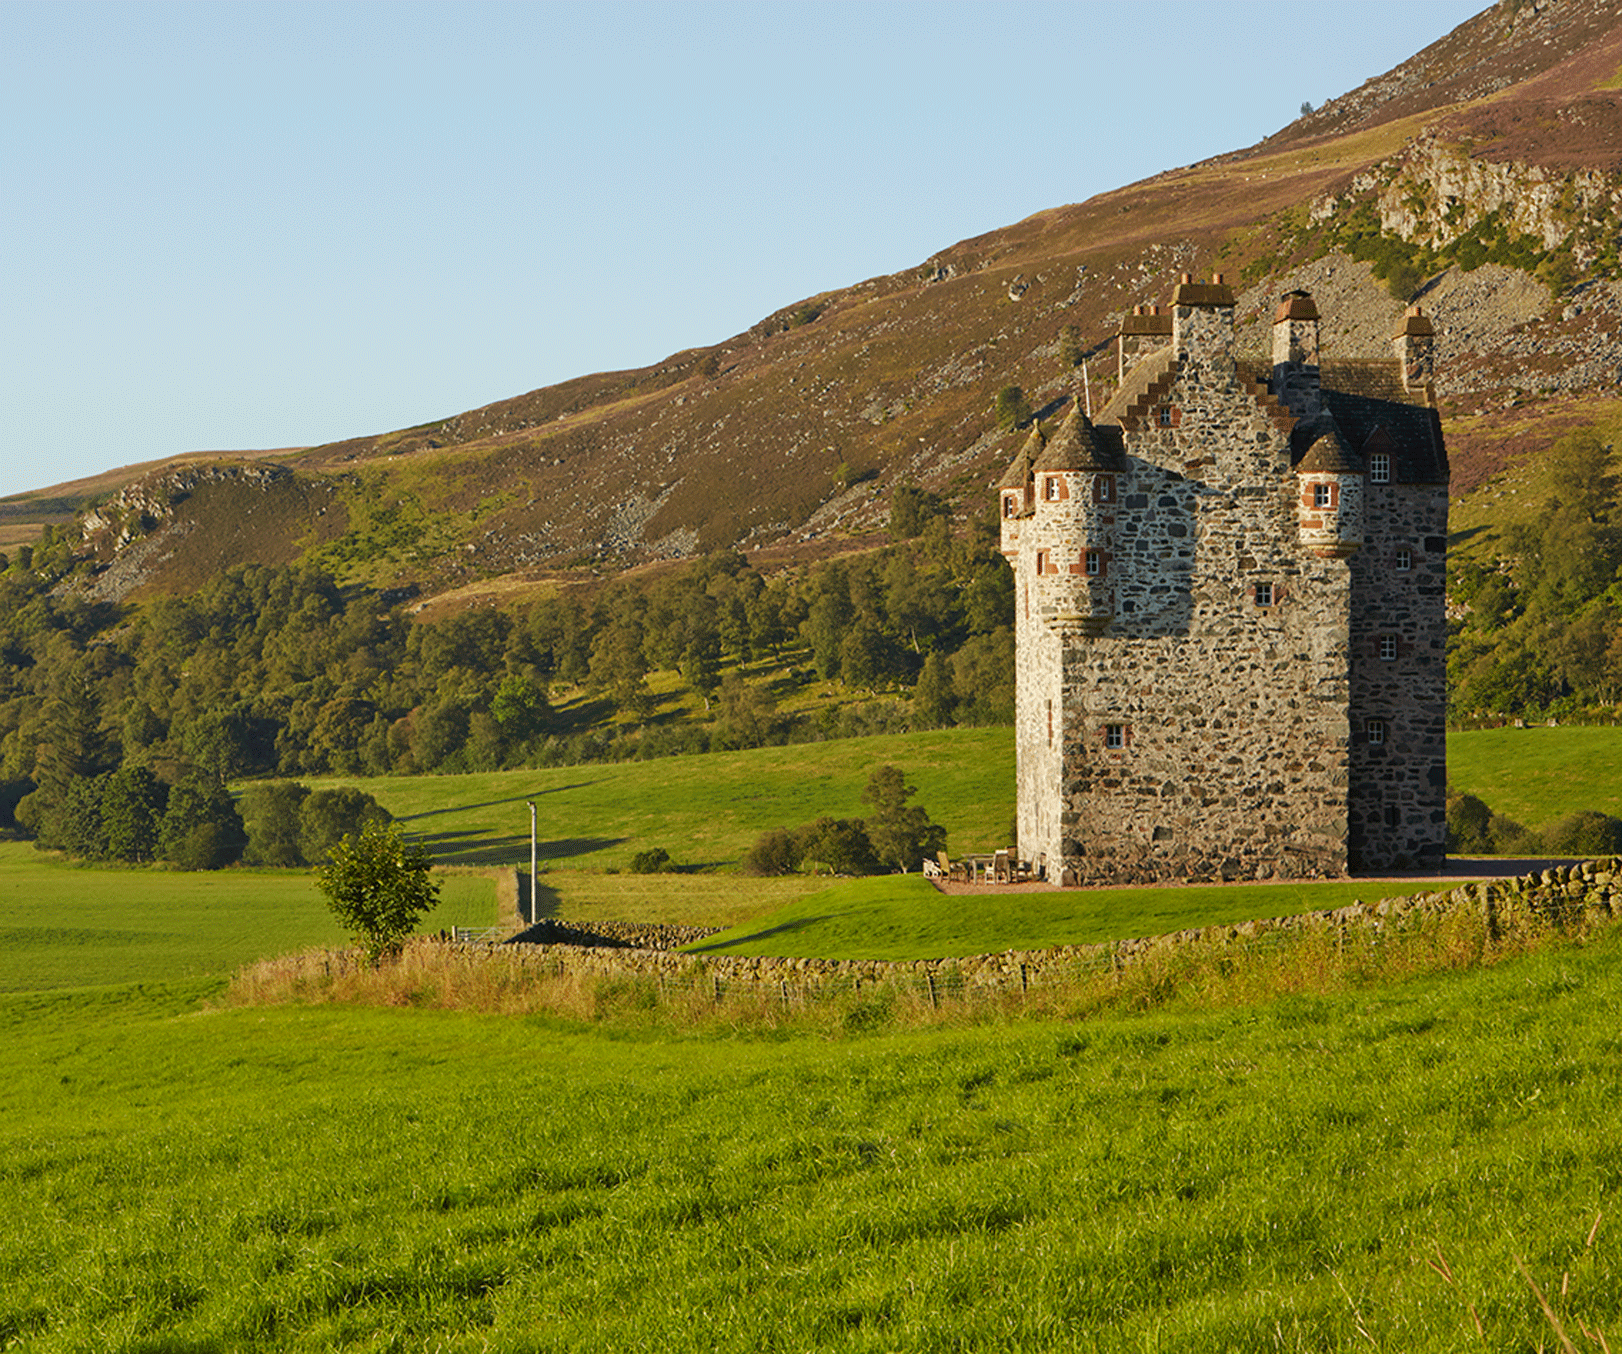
xmin=1255 ymin=583 xmax=1274 ymax=607
xmin=1035 ymin=550 xmax=1050 ymax=576
xmin=1396 ymin=547 xmax=1412 ymax=571
xmin=1003 ymin=493 xmax=1017 ymax=518
xmin=1105 ymin=724 xmax=1124 ymax=749
xmin=1158 ymin=406 xmax=1173 ymax=427
xmin=1370 ymin=452 xmax=1391 ymax=484
xmin=1367 ymin=719 xmax=1386 ymax=746
xmin=1096 ymin=475 xmax=1115 ymax=503
xmin=1313 ymin=482 xmax=1332 ymax=508
xmin=1085 ymin=550 xmax=1101 ymax=576
xmin=1044 ymin=476 xmax=1061 ymax=501
xmin=1379 ymin=635 xmax=1398 ymax=661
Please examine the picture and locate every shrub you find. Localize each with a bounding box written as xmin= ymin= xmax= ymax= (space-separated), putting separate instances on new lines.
xmin=1446 ymin=791 xmax=1493 ymax=854
xmin=629 ymin=847 xmax=674 ymax=875
xmin=742 ymin=827 xmax=800 ymax=877
xmin=1540 ymin=810 xmax=1622 ymax=857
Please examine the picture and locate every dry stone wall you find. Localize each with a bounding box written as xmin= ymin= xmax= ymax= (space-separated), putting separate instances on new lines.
xmin=474 ymin=859 xmax=1621 ymax=1003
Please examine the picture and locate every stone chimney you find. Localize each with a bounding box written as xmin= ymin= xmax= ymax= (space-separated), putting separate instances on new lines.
xmin=1171 ymin=273 xmax=1236 ymax=378
xmin=1392 ymin=305 xmax=1436 ymax=395
xmin=1272 ymin=290 xmax=1322 ymax=418
xmin=1118 ymin=305 xmax=1172 ymax=379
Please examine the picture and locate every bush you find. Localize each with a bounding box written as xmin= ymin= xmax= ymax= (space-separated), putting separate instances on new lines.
xmin=629 ymin=847 xmax=674 ymax=874
xmin=1446 ymin=791 xmax=1493 ymax=854
xmin=742 ymin=827 xmax=800 ymax=877
xmin=794 ymin=817 xmax=879 ymax=875
xmin=1540 ymin=810 xmax=1622 ymax=857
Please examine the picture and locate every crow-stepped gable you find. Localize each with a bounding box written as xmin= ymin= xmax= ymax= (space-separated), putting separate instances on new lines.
xmin=998 ymin=277 xmax=1448 ymax=883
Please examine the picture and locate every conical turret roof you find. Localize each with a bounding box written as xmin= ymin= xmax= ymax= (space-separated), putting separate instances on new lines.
xmin=1033 ymin=401 xmax=1115 ymax=472
xmin=1296 ymin=418 xmax=1363 ymax=475
xmin=998 ymin=424 xmax=1044 ymax=488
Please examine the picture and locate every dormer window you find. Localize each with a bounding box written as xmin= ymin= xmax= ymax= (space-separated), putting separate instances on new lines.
xmin=1314 ymin=483 xmax=1332 ymax=508
xmin=1044 ymin=476 xmax=1061 ymax=501
xmin=1370 ymin=452 xmax=1391 ymax=484
xmin=1003 ymin=493 xmax=1018 ymax=518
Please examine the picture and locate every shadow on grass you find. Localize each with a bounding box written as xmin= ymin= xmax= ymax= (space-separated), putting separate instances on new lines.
xmin=417 ymin=831 xmax=625 ymax=868
xmin=687 ymin=915 xmax=835 ymax=953
xmin=396 ymin=784 xmax=597 ymax=823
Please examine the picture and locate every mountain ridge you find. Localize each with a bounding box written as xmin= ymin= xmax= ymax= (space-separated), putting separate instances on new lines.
xmin=10 ymin=0 xmax=1622 ymax=610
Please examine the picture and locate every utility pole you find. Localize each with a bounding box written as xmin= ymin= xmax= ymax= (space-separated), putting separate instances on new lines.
xmin=527 ymin=801 xmax=537 ymax=924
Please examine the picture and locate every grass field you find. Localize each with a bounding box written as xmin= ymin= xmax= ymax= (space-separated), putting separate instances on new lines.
xmin=688 ymin=874 xmax=1456 ymax=960
xmin=1449 ymin=725 xmax=1622 ymax=825
xmin=0 ymin=843 xmax=494 ymax=994
xmin=303 ymin=728 xmax=1015 ymax=871
xmin=5 ymin=933 xmax=1621 ymax=1351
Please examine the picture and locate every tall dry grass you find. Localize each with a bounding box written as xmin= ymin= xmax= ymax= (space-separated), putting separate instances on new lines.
xmin=223 ymin=891 xmax=1606 ymax=1035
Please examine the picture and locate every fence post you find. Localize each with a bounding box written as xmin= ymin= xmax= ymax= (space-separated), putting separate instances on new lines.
xmin=927 ymin=971 xmax=938 ymax=1009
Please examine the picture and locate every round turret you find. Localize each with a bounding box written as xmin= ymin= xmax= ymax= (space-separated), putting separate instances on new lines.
xmin=1296 ymin=423 xmax=1364 ymax=558
xmin=1029 ymin=402 xmax=1121 ymax=636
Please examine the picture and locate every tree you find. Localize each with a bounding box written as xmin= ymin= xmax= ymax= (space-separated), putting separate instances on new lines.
xmin=315 ymin=820 xmax=440 ymax=963
xmin=240 ymin=781 xmax=311 ymax=866
xmin=862 ymin=764 xmax=947 ymax=872
xmin=100 ymin=765 xmax=168 ymax=862
xmin=994 ymin=385 xmax=1032 ymax=432
xmin=299 ymin=787 xmax=390 ymax=864
xmin=1058 ymin=324 xmax=1084 ymax=370
xmin=159 ymin=774 xmax=247 ymax=870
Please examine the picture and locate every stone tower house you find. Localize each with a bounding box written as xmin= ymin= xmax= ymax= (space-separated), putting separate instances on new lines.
xmin=998 ymin=278 xmax=1448 ymax=883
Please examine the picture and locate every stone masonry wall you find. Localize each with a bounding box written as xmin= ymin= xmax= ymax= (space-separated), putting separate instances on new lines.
xmin=1348 ymin=482 xmax=1450 ymax=869
xmin=1053 ymin=343 xmax=1352 ymax=884
xmin=467 ymin=859 xmax=1622 ymax=1003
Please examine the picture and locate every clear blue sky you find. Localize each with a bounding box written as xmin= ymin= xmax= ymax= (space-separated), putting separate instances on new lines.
xmin=1 ymin=0 xmax=1485 ymax=499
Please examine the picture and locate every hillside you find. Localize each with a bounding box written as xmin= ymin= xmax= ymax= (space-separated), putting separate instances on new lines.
xmin=3 ymin=0 xmax=1619 ymax=612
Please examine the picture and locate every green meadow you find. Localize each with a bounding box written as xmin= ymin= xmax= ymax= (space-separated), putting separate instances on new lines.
xmin=2 ymin=723 xmax=1621 ymax=1348
xmin=1449 ymin=725 xmax=1622 ymax=825
xmin=302 ymin=727 xmax=1015 ymax=871
xmin=688 ymin=874 xmax=1452 ymax=961
xmin=5 ymin=937 xmax=1622 ymax=1350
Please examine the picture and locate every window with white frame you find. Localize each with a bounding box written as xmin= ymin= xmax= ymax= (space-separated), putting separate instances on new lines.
xmin=1396 ymin=547 xmax=1412 ymax=571
xmin=1085 ymin=550 xmax=1101 ymax=576
xmin=1255 ymin=583 xmax=1274 ymax=607
xmin=1370 ymin=452 xmax=1391 ymax=484
xmin=1044 ymin=476 xmax=1061 ymax=500
xmin=1379 ymin=635 xmax=1398 ymax=661
xmin=1366 ymin=719 xmax=1386 ymax=746
xmin=1313 ymin=482 xmax=1332 ymax=508
xmin=1105 ymin=724 xmax=1124 ymax=749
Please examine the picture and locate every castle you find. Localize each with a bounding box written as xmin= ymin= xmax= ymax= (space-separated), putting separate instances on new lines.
xmin=998 ymin=277 xmax=1449 ymax=883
